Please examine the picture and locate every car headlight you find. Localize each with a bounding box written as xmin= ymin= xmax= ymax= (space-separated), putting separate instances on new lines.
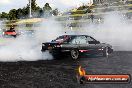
xmin=98 ymin=48 xmax=104 ymax=51
xmin=42 ymin=44 xmax=45 ymax=46
xmin=3 ymin=32 xmax=5 ymax=35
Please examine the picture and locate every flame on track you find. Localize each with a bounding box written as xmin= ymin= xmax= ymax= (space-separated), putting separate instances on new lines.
xmin=78 ymin=66 xmax=86 ymax=76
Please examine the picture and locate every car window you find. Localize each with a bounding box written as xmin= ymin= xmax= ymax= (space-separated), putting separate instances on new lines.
xmin=87 ymin=36 xmax=100 ymax=44
xmin=87 ymin=36 xmax=95 ymax=41
xmin=52 ymin=35 xmax=69 ymax=43
xmin=71 ymin=36 xmax=87 ymax=44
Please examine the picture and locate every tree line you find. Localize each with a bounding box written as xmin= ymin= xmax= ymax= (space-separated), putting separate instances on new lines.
xmin=0 ymin=0 xmax=59 ymax=20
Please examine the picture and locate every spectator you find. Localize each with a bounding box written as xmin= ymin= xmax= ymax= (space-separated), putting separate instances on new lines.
xmin=90 ymin=13 xmax=94 ymax=23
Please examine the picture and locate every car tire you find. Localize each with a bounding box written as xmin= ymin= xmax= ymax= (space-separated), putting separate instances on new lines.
xmin=103 ymin=47 xmax=109 ymax=57
xmin=70 ymin=49 xmax=79 ymax=60
xmin=13 ymin=35 xmax=16 ymax=38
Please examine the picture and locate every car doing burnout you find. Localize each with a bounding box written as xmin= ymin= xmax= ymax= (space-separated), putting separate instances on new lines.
xmin=41 ymin=35 xmax=113 ymax=60
xmin=3 ymin=30 xmax=18 ymax=38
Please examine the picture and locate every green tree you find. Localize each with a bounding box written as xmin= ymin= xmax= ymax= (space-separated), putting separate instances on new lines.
xmin=22 ymin=5 xmax=30 ymax=18
xmin=8 ymin=9 xmax=18 ymax=20
xmin=0 ymin=12 xmax=8 ymax=19
xmin=17 ymin=8 xmax=23 ymax=19
xmin=77 ymin=5 xmax=92 ymax=13
xmin=18 ymin=0 xmax=40 ymax=18
xmin=0 ymin=0 xmax=49 ymax=19
xmin=31 ymin=0 xmax=39 ymax=11
xmin=43 ymin=3 xmax=52 ymax=17
xmin=38 ymin=8 xmax=44 ymax=17
xmin=52 ymin=8 xmax=59 ymax=16
xmin=31 ymin=0 xmax=41 ymax=17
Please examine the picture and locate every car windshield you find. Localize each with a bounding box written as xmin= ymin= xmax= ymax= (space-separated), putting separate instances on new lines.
xmin=6 ymin=30 xmax=15 ymax=32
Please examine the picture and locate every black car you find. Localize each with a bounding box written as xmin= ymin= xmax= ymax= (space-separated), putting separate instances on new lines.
xmin=41 ymin=35 xmax=113 ymax=60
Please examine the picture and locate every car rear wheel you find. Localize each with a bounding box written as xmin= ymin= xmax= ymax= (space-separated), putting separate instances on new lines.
xmin=70 ymin=49 xmax=79 ymax=60
xmin=103 ymin=47 xmax=109 ymax=57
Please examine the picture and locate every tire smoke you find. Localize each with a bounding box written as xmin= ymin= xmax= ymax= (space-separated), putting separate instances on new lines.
xmin=0 ymin=11 xmax=131 ymax=62
xmin=0 ymin=19 xmax=61 ymax=62
xmin=82 ymin=12 xmax=132 ymax=51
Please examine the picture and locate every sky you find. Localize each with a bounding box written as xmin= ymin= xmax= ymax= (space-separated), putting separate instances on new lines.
xmin=0 ymin=0 xmax=92 ymax=13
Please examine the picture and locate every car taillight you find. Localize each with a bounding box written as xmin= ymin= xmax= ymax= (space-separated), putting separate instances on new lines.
xmin=54 ymin=45 xmax=62 ymax=48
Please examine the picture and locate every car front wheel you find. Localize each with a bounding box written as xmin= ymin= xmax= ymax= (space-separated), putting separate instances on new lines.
xmin=103 ymin=47 xmax=109 ymax=57
xmin=70 ymin=49 xmax=79 ymax=60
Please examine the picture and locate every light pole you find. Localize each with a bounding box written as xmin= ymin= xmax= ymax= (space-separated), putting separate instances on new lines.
xmin=29 ymin=0 xmax=32 ymax=18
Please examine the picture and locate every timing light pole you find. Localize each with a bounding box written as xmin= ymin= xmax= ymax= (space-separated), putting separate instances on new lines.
xmin=29 ymin=0 xmax=32 ymax=18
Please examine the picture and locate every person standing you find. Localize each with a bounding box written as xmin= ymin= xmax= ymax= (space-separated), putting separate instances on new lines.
xmin=90 ymin=12 xmax=94 ymax=23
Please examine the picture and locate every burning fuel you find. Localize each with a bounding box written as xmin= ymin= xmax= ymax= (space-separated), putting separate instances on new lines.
xmin=78 ymin=66 xmax=86 ymax=76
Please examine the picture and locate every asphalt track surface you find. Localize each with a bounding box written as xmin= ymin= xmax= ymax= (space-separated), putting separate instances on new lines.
xmin=0 ymin=51 xmax=132 ymax=88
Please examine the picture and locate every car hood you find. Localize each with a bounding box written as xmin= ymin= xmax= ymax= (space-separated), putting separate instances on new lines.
xmin=100 ymin=43 xmax=112 ymax=48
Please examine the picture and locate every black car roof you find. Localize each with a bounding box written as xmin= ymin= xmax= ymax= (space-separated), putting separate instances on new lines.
xmin=60 ymin=35 xmax=90 ymax=37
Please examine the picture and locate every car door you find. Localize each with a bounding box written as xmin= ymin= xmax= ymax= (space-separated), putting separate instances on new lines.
xmin=75 ymin=36 xmax=89 ymax=50
xmin=62 ymin=36 xmax=88 ymax=50
xmin=60 ymin=36 xmax=79 ymax=50
xmin=66 ymin=36 xmax=82 ymax=49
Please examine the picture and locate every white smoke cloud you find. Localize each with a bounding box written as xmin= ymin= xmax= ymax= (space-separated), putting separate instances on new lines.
xmin=0 ymin=11 xmax=131 ymax=62
xmin=0 ymin=19 xmax=55 ymax=62
xmin=0 ymin=35 xmax=53 ymax=62
xmin=82 ymin=12 xmax=132 ymax=51
xmin=35 ymin=18 xmax=65 ymax=43
xmin=0 ymin=17 xmax=68 ymax=62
